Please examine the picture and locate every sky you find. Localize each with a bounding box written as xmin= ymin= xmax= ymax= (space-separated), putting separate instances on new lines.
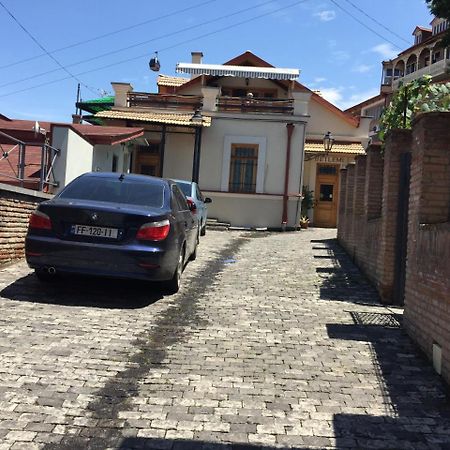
xmin=0 ymin=0 xmax=432 ymax=123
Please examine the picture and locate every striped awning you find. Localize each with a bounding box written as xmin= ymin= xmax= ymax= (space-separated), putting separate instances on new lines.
xmin=176 ymin=63 xmax=299 ymax=80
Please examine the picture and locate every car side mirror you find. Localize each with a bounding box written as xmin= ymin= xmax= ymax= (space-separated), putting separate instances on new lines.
xmin=204 ymin=197 xmax=212 ymax=204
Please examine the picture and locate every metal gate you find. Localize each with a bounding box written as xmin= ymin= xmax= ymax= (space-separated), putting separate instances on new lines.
xmin=393 ymin=152 xmax=411 ymax=305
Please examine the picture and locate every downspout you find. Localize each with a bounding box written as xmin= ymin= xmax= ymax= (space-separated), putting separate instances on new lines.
xmin=282 ymin=123 xmax=295 ymax=229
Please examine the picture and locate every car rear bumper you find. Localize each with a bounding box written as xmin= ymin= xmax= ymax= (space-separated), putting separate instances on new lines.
xmin=25 ymin=235 xmax=178 ymax=281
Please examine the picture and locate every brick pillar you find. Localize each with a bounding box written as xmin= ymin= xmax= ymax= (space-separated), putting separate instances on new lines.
xmin=377 ymin=129 xmax=412 ymax=303
xmin=353 ymin=155 xmax=367 ymax=266
xmin=365 ymin=145 xmax=383 ymax=220
xmin=337 ymin=168 xmax=347 ymax=244
xmin=404 ymin=112 xmax=450 ymax=384
xmin=344 ymin=164 xmax=355 ymax=257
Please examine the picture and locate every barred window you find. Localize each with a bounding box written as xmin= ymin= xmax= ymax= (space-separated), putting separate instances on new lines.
xmin=229 ymin=144 xmax=258 ymax=193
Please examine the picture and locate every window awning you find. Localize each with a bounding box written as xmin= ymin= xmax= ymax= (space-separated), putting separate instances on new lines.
xmin=176 ymin=63 xmax=299 ymax=80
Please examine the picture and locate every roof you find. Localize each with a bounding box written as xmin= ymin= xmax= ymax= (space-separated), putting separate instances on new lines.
xmin=344 ymin=93 xmax=387 ymax=116
xmin=413 ymin=26 xmax=432 ymax=34
xmin=305 ymin=140 xmax=365 ymax=155
xmin=176 ymin=63 xmax=299 ymax=80
xmin=176 ymin=51 xmax=359 ymax=127
xmin=95 ymin=110 xmax=212 ymax=127
xmin=0 ymin=118 xmax=144 ymax=146
xmin=157 ymin=75 xmax=190 ymax=87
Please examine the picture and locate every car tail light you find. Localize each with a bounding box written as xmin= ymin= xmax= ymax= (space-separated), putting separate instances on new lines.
xmin=187 ymin=198 xmax=197 ymax=214
xmin=29 ymin=210 xmax=52 ymax=230
xmin=136 ymin=219 xmax=170 ymax=241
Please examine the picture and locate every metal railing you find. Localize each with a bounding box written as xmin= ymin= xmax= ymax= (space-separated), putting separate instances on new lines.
xmin=217 ymin=97 xmax=294 ymax=114
xmin=0 ymin=130 xmax=60 ymax=191
xmin=127 ymin=92 xmax=202 ymax=110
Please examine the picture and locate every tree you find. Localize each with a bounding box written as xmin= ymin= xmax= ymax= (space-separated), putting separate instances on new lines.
xmin=426 ymin=0 xmax=450 ymax=45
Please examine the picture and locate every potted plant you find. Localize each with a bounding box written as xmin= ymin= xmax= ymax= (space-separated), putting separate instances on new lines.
xmin=300 ymin=216 xmax=310 ymax=229
xmin=300 ymin=185 xmax=314 ymax=229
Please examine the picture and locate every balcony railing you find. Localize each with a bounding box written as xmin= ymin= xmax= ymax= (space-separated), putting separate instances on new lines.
xmin=127 ymin=92 xmax=202 ymax=111
xmin=392 ymin=59 xmax=450 ymax=89
xmin=217 ymin=97 xmax=294 ymax=114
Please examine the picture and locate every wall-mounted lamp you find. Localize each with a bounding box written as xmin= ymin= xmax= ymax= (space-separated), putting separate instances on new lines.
xmin=323 ymin=131 xmax=334 ymax=154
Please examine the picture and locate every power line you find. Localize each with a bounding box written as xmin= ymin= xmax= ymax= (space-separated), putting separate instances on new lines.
xmin=0 ymin=0 xmax=311 ymax=98
xmin=342 ymin=0 xmax=410 ymax=45
xmin=0 ymin=0 xmax=280 ymax=89
xmin=328 ymin=0 xmax=403 ymax=50
xmin=0 ymin=0 xmax=100 ymax=96
xmin=0 ymin=0 xmax=220 ymax=70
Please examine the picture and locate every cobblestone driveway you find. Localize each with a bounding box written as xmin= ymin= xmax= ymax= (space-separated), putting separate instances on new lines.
xmin=0 ymin=229 xmax=449 ymax=450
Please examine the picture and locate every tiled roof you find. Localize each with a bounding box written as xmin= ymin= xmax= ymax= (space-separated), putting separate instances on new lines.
xmin=95 ymin=110 xmax=212 ymax=127
xmin=305 ymin=140 xmax=365 ymax=155
xmin=157 ymin=75 xmax=190 ymax=87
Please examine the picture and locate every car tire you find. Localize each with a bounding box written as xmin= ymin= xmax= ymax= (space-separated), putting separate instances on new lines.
xmin=35 ymin=268 xmax=55 ymax=282
xmin=165 ymin=246 xmax=185 ymax=294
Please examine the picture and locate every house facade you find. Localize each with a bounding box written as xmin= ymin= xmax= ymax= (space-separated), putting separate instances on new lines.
xmin=78 ymin=51 xmax=370 ymax=229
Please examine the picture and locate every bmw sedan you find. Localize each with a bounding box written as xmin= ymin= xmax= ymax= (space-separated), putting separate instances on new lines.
xmin=25 ymin=172 xmax=198 ymax=293
xmin=173 ymin=179 xmax=212 ymax=236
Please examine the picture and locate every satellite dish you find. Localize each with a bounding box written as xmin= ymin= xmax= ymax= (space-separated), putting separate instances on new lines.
xmin=149 ymin=52 xmax=160 ymax=72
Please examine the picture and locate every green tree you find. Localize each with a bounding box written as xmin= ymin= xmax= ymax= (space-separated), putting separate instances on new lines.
xmin=426 ymin=0 xmax=450 ymax=45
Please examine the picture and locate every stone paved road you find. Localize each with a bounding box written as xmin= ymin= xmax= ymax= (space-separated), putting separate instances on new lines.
xmin=0 ymin=229 xmax=449 ymax=450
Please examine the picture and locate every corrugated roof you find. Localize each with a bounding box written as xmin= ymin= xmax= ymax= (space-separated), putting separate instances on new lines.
xmin=157 ymin=75 xmax=190 ymax=87
xmin=95 ymin=110 xmax=212 ymax=127
xmin=305 ymin=140 xmax=365 ymax=155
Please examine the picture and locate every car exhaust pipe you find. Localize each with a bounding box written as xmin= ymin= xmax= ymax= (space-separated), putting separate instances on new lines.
xmin=47 ymin=267 xmax=56 ymax=275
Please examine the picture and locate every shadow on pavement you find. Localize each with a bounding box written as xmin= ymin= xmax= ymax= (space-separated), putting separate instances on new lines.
xmin=0 ymin=272 xmax=164 ymax=309
xmin=328 ymin=322 xmax=450 ymax=449
xmin=311 ymin=238 xmax=380 ymax=305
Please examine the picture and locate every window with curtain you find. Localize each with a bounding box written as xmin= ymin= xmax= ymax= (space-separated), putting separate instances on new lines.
xmin=229 ymin=144 xmax=259 ymax=193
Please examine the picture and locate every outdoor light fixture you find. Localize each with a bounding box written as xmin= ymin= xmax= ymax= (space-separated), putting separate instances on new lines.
xmin=191 ymin=109 xmax=203 ymax=124
xmin=323 ymin=131 xmax=334 ymax=154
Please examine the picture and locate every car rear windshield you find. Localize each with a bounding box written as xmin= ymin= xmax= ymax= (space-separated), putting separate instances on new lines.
xmin=176 ymin=182 xmax=192 ymax=197
xmin=59 ymin=176 xmax=166 ymax=208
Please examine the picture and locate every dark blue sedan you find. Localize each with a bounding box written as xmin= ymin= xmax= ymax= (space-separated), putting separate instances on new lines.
xmin=25 ymin=172 xmax=198 ymax=293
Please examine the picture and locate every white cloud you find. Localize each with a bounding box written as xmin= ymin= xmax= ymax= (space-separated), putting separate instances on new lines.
xmin=319 ymin=87 xmax=343 ymax=105
xmin=371 ymin=43 xmax=398 ymax=60
xmin=352 ymin=64 xmax=374 ymax=74
xmin=314 ymin=10 xmax=336 ymax=22
xmin=332 ymin=50 xmax=351 ymax=62
xmin=315 ymin=86 xmax=379 ymax=110
xmin=314 ymin=77 xmax=326 ymax=83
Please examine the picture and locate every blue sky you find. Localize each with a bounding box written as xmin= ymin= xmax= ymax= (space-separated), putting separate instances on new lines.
xmin=0 ymin=0 xmax=432 ymax=122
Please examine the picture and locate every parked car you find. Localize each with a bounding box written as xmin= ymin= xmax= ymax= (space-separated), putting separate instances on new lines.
xmin=173 ymin=179 xmax=212 ymax=236
xmin=25 ymin=172 xmax=198 ymax=293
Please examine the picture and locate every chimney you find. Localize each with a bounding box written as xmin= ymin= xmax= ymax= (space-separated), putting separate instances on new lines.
xmin=72 ymin=114 xmax=82 ymax=124
xmin=191 ymin=52 xmax=203 ymax=79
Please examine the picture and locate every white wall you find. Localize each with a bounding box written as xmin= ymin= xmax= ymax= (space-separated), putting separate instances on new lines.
xmin=92 ymin=144 xmax=126 ymax=173
xmin=51 ymin=126 xmax=93 ymax=193
xmin=162 ymin=132 xmax=195 ymax=180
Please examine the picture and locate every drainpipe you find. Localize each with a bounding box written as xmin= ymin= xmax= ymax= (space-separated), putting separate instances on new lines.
xmin=282 ymin=123 xmax=295 ymax=229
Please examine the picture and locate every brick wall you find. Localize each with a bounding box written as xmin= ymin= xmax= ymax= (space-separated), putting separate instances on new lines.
xmin=0 ymin=184 xmax=52 ymax=266
xmin=337 ymin=112 xmax=450 ymax=385
xmin=403 ymin=113 xmax=450 ymax=385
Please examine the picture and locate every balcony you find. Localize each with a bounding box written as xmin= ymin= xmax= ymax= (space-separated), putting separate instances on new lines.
xmin=127 ymin=92 xmax=202 ymax=111
xmin=217 ymin=97 xmax=294 ymax=115
xmin=392 ymin=59 xmax=450 ymax=89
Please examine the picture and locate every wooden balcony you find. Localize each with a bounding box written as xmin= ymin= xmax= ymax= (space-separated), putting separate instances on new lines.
xmin=217 ymin=97 xmax=294 ymax=114
xmin=127 ymin=92 xmax=202 ymax=111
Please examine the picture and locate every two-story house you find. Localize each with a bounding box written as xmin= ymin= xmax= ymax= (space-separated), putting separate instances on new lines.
xmin=78 ymin=51 xmax=370 ymax=229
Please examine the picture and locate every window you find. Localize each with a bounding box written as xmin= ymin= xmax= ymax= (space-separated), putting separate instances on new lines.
xmin=229 ymin=144 xmax=259 ymax=193
xmin=171 ymin=185 xmax=188 ymax=211
xmin=319 ymin=184 xmax=334 ymax=202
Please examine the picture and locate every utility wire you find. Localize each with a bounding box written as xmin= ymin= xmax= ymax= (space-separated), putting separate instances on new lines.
xmin=328 ymin=0 xmax=403 ymax=50
xmin=0 ymin=0 xmax=311 ymax=98
xmin=0 ymin=0 xmax=280 ymax=89
xmin=0 ymin=0 xmax=100 ymax=95
xmin=342 ymin=0 xmax=410 ymax=45
xmin=0 ymin=0 xmax=220 ymax=70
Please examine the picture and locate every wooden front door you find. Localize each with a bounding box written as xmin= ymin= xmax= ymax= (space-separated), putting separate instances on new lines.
xmin=134 ymin=143 xmax=161 ymax=177
xmin=314 ymin=164 xmax=340 ymax=228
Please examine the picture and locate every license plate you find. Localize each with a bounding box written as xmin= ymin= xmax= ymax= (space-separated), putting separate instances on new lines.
xmin=71 ymin=224 xmax=119 ymax=239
